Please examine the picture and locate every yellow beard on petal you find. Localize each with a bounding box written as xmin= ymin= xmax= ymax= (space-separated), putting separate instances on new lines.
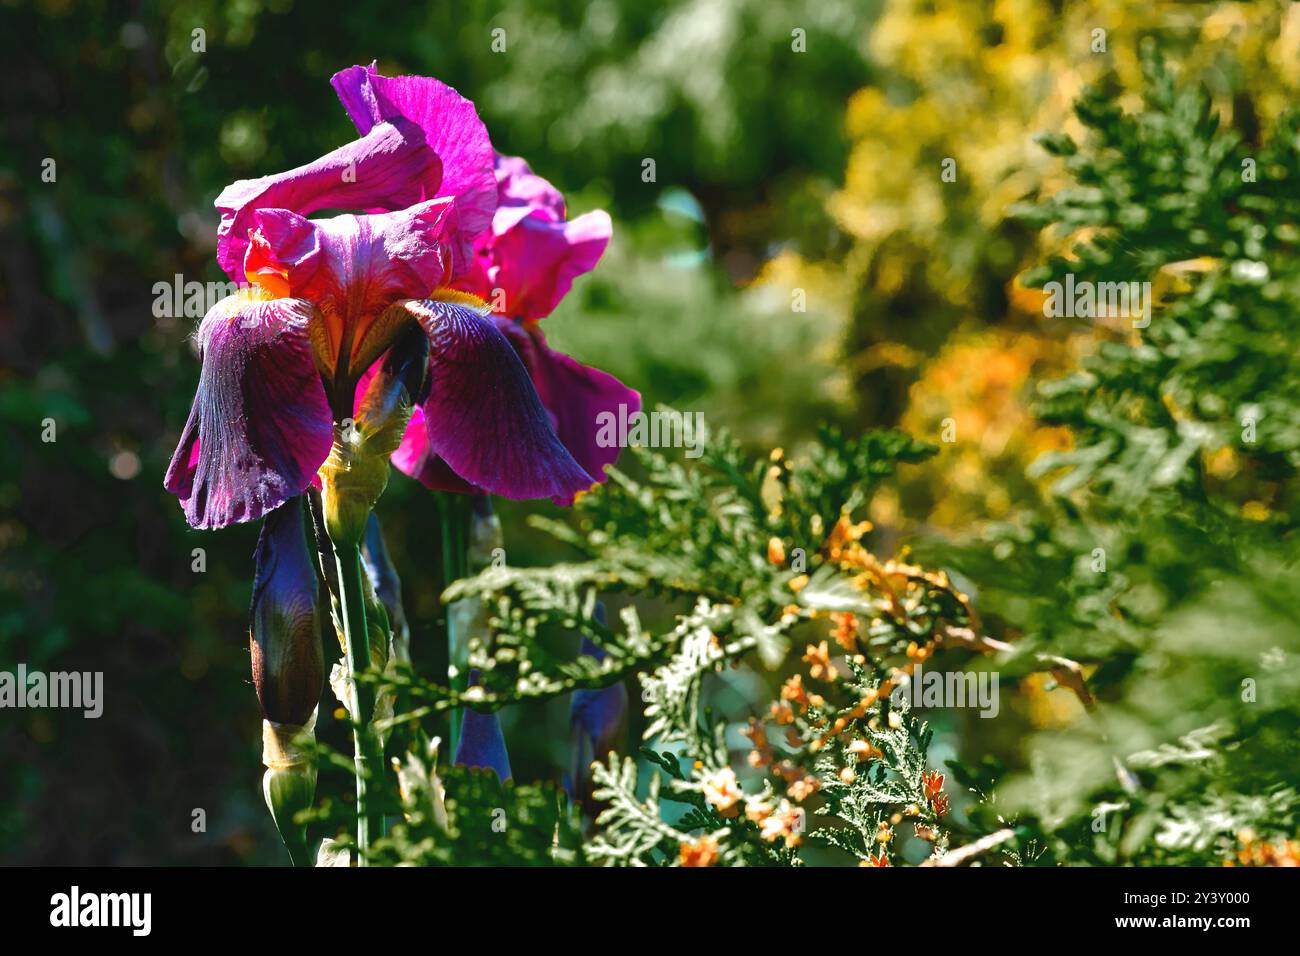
xmin=247 ymin=267 xmax=290 ymax=300
xmin=426 ymin=287 xmax=492 ymax=314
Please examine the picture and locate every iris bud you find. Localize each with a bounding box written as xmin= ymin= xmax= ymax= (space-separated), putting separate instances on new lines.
xmin=568 ymin=601 xmax=628 ymax=811
xmin=249 ymin=497 xmax=326 ymax=865
xmin=454 ymin=672 xmax=512 ymax=782
xmin=262 ymin=713 xmax=318 ymax=867
xmin=250 ymin=498 xmax=325 ymax=725
xmin=362 ymin=513 xmax=410 ymax=663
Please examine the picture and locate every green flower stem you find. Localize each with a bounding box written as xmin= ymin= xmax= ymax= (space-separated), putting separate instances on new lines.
xmin=439 ymin=493 xmax=472 ymax=757
xmin=334 ymin=540 xmax=381 ymax=863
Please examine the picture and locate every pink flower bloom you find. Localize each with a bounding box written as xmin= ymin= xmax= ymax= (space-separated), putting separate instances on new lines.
xmin=165 ymin=66 xmax=596 ymax=528
xmin=389 ymin=153 xmax=640 ymax=498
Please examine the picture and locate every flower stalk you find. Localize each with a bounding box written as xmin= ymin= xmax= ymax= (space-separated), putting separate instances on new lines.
xmin=333 ymin=538 xmax=381 ymax=861
xmin=440 ymin=492 xmax=472 ymax=755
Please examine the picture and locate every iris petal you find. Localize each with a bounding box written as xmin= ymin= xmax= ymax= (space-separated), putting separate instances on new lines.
xmin=331 ymin=64 xmax=496 ymax=270
xmin=492 ymin=318 xmax=640 ymax=484
xmin=389 ymin=405 xmax=478 ymax=494
xmin=164 ymin=292 xmax=333 ymax=529
xmin=250 ymin=201 xmax=458 ymax=380
xmin=216 ymin=119 xmax=441 ymax=284
xmin=387 ymin=296 xmax=595 ymax=503
xmin=493 ymin=153 xmax=566 ymax=225
xmin=468 ymin=210 xmax=612 ymax=321
xmin=459 ymin=154 xmax=612 ymax=320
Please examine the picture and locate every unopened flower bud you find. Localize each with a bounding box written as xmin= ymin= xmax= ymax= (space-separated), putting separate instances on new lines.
xmin=263 ymin=713 xmax=317 ymax=867
xmin=249 ymin=498 xmax=325 ymax=866
xmin=362 ymin=513 xmax=410 ymax=663
xmin=455 ymin=670 xmax=511 ymax=782
xmin=250 ymin=497 xmax=325 ymax=726
xmin=568 ymin=601 xmax=628 ymax=810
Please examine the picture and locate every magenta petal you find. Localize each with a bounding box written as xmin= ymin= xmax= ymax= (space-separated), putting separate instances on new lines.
xmin=495 ymin=320 xmax=639 ymax=483
xmin=389 ymin=405 xmax=478 ymax=494
xmin=493 ymin=153 xmax=566 ymax=224
xmin=331 ymin=65 xmax=496 ymax=267
xmin=164 ymin=293 xmax=333 ymax=529
xmin=255 ymin=201 xmax=456 ymax=306
xmin=249 ymin=202 xmax=458 ymax=376
xmin=400 ymin=298 xmax=594 ymax=503
xmin=215 ymin=119 xmax=440 ymax=283
xmin=474 ymin=210 xmax=611 ymax=321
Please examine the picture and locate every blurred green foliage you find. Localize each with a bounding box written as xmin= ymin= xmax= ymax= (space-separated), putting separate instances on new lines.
xmin=919 ymin=45 xmax=1300 ymax=864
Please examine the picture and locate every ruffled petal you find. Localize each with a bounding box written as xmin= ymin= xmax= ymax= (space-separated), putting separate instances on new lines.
xmin=249 ymin=201 xmax=457 ymax=380
xmin=389 ymin=295 xmax=594 ymax=503
xmin=493 ymin=153 xmax=566 ymax=225
xmin=164 ymin=292 xmax=333 ymax=529
xmin=493 ymin=319 xmax=639 ymax=483
xmin=331 ymin=64 xmax=496 ymax=268
xmin=215 ymin=119 xmax=441 ymax=284
xmin=455 ymin=154 xmax=609 ymax=319
xmin=466 ymin=209 xmax=611 ymax=321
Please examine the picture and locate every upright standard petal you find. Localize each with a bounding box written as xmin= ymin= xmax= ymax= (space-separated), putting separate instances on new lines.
xmin=332 ymin=64 xmax=496 ymax=267
xmin=384 ymin=293 xmax=595 ymax=503
xmin=492 ymin=153 xmax=566 ymax=228
xmin=460 ymin=154 xmax=612 ymax=320
xmin=216 ymin=119 xmax=441 ymax=284
xmin=492 ymin=318 xmax=640 ymax=483
xmin=467 ymin=209 xmax=612 ymax=321
xmin=164 ymin=291 xmax=333 ymax=529
xmin=248 ymin=201 xmax=457 ymax=384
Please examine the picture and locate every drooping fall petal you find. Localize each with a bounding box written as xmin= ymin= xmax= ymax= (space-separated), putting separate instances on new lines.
xmin=385 ymin=294 xmax=595 ymax=503
xmin=164 ymin=291 xmax=333 ymax=529
xmin=331 ymin=64 xmax=496 ymax=270
xmin=388 ymin=404 xmax=478 ymax=495
xmin=216 ymin=118 xmax=441 ymax=284
xmin=492 ymin=318 xmax=640 ymax=483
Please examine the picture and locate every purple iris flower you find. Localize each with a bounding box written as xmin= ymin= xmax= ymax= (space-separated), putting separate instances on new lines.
xmin=385 ymin=152 xmax=641 ymax=501
xmin=164 ymin=65 xmax=594 ymax=528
